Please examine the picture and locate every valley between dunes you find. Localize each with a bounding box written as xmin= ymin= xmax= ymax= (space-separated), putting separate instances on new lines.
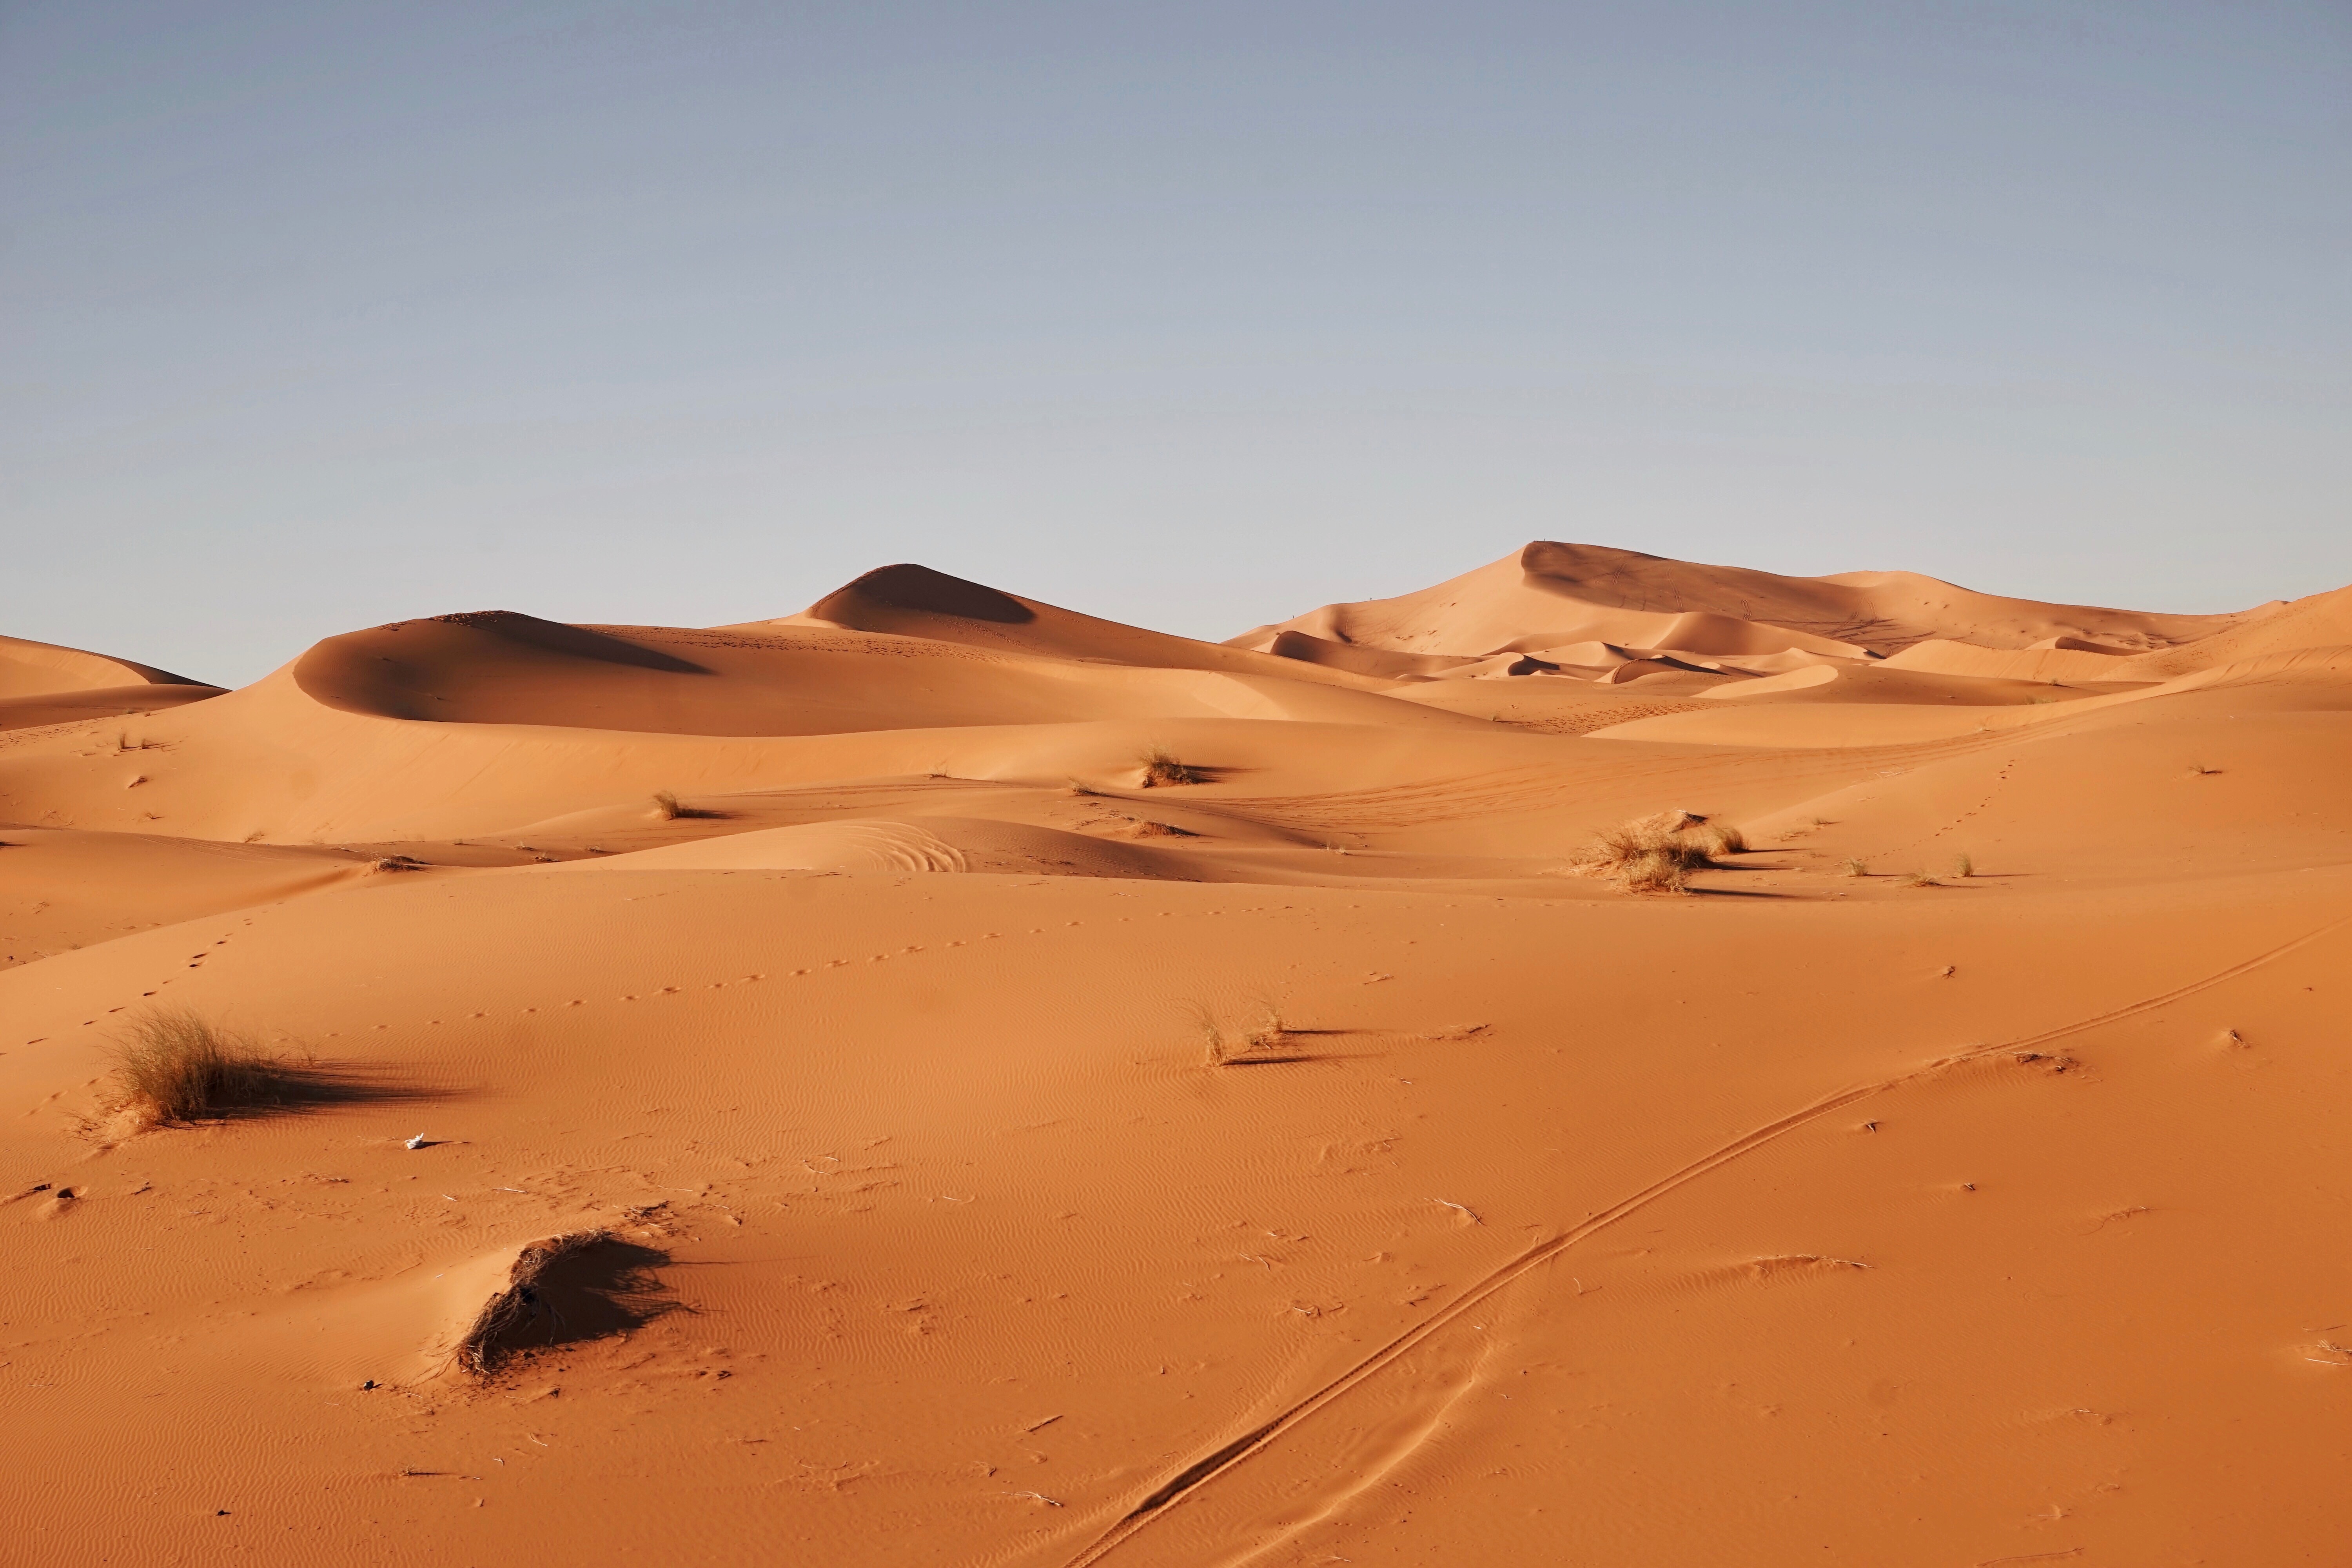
xmin=4 ymin=543 xmax=2348 ymax=1567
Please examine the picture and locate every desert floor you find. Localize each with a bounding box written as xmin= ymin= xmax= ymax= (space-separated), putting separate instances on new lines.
xmin=4 ymin=544 xmax=2347 ymax=1566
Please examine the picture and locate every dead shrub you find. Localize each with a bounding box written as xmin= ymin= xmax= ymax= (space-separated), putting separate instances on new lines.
xmin=651 ymin=789 xmax=683 ymax=820
xmin=1840 ymin=858 xmax=1870 ymax=878
xmin=455 ymin=1230 xmax=673 ymax=1376
xmin=1138 ymin=745 xmax=1204 ymax=788
xmin=1564 ymin=811 xmax=1740 ymax=895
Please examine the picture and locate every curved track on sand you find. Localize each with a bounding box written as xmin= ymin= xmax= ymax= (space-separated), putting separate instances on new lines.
xmin=1055 ymin=915 xmax=2352 ymax=1567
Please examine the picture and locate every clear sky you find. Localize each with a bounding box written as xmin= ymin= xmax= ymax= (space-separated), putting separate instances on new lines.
xmin=5 ymin=0 xmax=2347 ymax=685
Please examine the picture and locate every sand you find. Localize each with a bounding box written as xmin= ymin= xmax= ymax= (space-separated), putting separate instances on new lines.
xmin=3 ymin=547 xmax=2347 ymax=1566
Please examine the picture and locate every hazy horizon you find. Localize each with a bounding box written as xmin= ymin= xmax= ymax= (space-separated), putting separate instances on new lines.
xmin=7 ymin=0 xmax=2347 ymax=686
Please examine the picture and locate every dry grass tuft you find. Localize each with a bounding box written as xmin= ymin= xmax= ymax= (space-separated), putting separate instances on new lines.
xmin=1564 ymin=811 xmax=1744 ymax=895
xmin=1189 ymin=999 xmax=1293 ymax=1065
xmin=1138 ymin=745 xmax=1204 ymax=788
xmin=1686 ymin=819 xmax=1747 ymax=856
xmin=1065 ymin=779 xmax=1100 ymax=797
xmin=1187 ymin=1002 xmax=1237 ymax=1066
xmin=1901 ymin=870 xmax=1943 ymax=889
xmin=370 ymin=854 xmax=425 ymax=873
xmin=107 ymin=1010 xmax=292 ymax=1125
xmin=1840 ymin=857 xmax=1870 ymax=878
xmin=1131 ymin=820 xmax=1196 ymax=838
xmin=649 ymin=789 xmax=720 ymax=820
xmin=1951 ymin=851 xmax=1974 ymax=878
xmin=456 ymin=1230 xmax=615 ymax=1376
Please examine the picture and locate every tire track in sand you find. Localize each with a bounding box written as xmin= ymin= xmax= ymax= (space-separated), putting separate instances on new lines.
xmin=1056 ymin=913 xmax=2352 ymax=1567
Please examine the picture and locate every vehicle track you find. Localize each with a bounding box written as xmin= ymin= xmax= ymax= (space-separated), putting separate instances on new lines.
xmin=1056 ymin=913 xmax=2351 ymax=1566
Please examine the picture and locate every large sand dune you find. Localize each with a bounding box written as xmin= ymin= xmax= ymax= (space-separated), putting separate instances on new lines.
xmin=3 ymin=547 xmax=2348 ymax=1566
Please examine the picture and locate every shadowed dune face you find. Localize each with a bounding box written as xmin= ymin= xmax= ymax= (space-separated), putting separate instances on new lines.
xmin=3 ymin=546 xmax=2351 ymax=1568
xmin=289 ymin=610 xmax=1465 ymax=737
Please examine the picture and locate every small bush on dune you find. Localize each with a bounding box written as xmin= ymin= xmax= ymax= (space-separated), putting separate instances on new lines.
xmin=1566 ymin=811 xmax=1744 ymax=895
xmin=1841 ymin=858 xmax=1870 ymax=878
xmin=1138 ymin=745 xmax=1204 ymax=788
xmin=108 ymin=1010 xmax=288 ymax=1125
xmin=1951 ymin=852 xmax=1974 ymax=878
xmin=651 ymin=789 xmax=682 ymax=820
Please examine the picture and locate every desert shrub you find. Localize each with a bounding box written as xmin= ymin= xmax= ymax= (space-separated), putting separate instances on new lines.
xmin=1951 ymin=851 xmax=1974 ymax=878
xmin=1138 ymin=745 xmax=1203 ymax=788
xmin=651 ymin=789 xmax=682 ymax=820
xmin=1902 ymin=870 xmax=1942 ymax=888
xmin=108 ymin=1010 xmax=288 ymax=1125
xmin=1567 ymin=811 xmax=1739 ymax=895
xmin=1840 ymin=858 xmax=1870 ymax=878
xmin=452 ymin=1241 xmax=626 ymax=1373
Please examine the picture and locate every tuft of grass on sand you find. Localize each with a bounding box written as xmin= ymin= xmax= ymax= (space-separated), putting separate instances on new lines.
xmin=107 ymin=1010 xmax=289 ymax=1125
xmin=1190 ymin=999 xmax=1292 ymax=1065
xmin=1840 ymin=857 xmax=1871 ymax=878
xmin=1244 ymin=997 xmax=1290 ymax=1052
xmin=1138 ymin=745 xmax=1204 ymax=788
xmin=1951 ymin=851 xmax=1974 ymax=878
xmin=649 ymin=789 xmax=720 ymax=820
xmin=1564 ymin=811 xmax=1745 ymax=895
xmin=1187 ymin=1003 xmax=1236 ymax=1066
xmin=1901 ymin=870 xmax=1943 ymax=889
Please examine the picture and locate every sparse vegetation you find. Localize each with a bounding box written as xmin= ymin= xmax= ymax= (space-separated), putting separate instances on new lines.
xmin=1244 ymin=997 xmax=1290 ymax=1052
xmin=106 ymin=1010 xmax=291 ymax=1125
xmin=370 ymin=854 xmax=425 ymax=873
xmin=1951 ymin=852 xmax=1974 ymax=878
xmin=1841 ymin=858 xmax=1869 ymax=878
xmin=1564 ymin=811 xmax=1746 ymax=895
xmin=1131 ymin=820 xmax=1196 ymax=838
xmin=1065 ymin=779 xmax=1100 ymax=797
xmin=1190 ymin=999 xmax=1290 ymax=1065
xmin=649 ymin=789 xmax=719 ymax=820
xmin=1187 ymin=1002 xmax=1236 ymax=1065
xmin=1902 ymin=870 xmax=1942 ymax=889
xmin=456 ymin=1229 xmax=616 ymax=1376
xmin=1138 ymin=745 xmax=1204 ymax=788
xmin=2190 ymin=763 xmax=2223 ymax=776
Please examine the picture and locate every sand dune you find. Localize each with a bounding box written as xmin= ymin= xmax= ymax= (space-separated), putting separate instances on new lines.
xmin=0 ymin=632 xmax=224 ymax=732
xmin=4 ymin=548 xmax=2348 ymax=1566
xmin=1235 ymin=540 xmax=2270 ymax=663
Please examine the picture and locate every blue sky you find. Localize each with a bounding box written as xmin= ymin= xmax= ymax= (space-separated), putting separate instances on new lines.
xmin=5 ymin=0 xmax=2346 ymax=684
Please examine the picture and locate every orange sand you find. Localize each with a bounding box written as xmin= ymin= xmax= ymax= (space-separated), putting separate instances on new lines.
xmin=3 ymin=545 xmax=2347 ymax=1566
